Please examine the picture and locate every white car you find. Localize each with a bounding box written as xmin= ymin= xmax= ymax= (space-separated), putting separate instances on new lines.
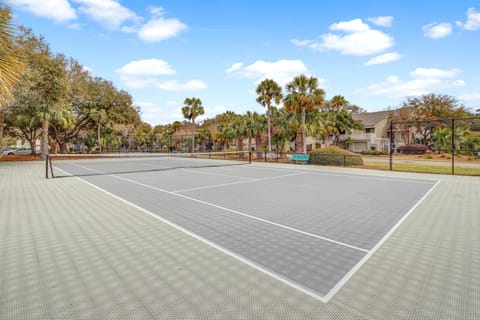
xmin=2 ymin=148 xmax=33 ymax=156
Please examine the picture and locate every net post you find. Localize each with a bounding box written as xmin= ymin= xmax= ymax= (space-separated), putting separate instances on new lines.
xmin=45 ymin=154 xmax=49 ymax=179
xmin=248 ymin=151 xmax=252 ymax=164
xmin=49 ymin=155 xmax=54 ymax=178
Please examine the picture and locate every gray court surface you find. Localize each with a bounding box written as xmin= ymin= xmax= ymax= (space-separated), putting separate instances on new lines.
xmin=1 ymin=160 xmax=479 ymax=320
xmin=53 ymin=157 xmax=436 ymax=299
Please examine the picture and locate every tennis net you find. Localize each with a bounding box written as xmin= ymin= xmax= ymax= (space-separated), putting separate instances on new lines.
xmin=46 ymin=151 xmax=251 ymax=179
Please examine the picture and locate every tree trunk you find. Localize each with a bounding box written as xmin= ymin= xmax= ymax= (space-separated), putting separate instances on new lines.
xmin=192 ymin=121 xmax=196 ymax=153
xmin=0 ymin=110 xmax=4 ymax=149
xmin=60 ymin=142 xmax=67 ymax=153
xmin=267 ymin=104 xmax=272 ymax=152
xmin=41 ymin=119 xmax=49 ymax=158
xmin=237 ymin=137 xmax=244 ymax=152
xmin=97 ymin=124 xmax=102 ymax=153
xmin=295 ymin=129 xmax=303 ymax=153
xmin=301 ymin=106 xmax=307 ymax=154
xmin=255 ymin=134 xmax=264 ymax=152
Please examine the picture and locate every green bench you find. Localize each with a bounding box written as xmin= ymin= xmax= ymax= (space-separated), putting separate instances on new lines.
xmin=291 ymin=153 xmax=309 ymax=164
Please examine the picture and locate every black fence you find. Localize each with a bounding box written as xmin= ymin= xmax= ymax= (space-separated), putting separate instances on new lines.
xmin=389 ymin=117 xmax=480 ymax=175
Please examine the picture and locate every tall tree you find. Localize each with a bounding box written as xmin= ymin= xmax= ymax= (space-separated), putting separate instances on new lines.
xmin=182 ymin=97 xmax=205 ymax=152
xmin=399 ymin=93 xmax=470 ymax=144
xmin=256 ymin=79 xmax=283 ymax=153
xmin=270 ymin=107 xmax=296 ymax=153
xmin=215 ymin=111 xmax=238 ymax=150
xmin=14 ymin=28 xmax=67 ymax=156
xmin=0 ymin=6 xmax=24 ymax=147
xmin=329 ymin=95 xmax=348 ymax=110
xmin=284 ymin=75 xmax=325 ymax=153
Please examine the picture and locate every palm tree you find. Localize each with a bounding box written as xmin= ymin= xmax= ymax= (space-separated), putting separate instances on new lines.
xmin=256 ymin=79 xmax=282 ymax=153
xmin=0 ymin=6 xmax=24 ymax=147
xmin=329 ymin=95 xmax=348 ymax=110
xmin=238 ymin=111 xmax=262 ymax=153
xmin=215 ymin=111 xmax=238 ymax=150
xmin=90 ymin=108 xmax=109 ymax=153
xmin=182 ymin=97 xmax=205 ymax=152
xmin=284 ymin=75 xmax=325 ymax=153
xmin=271 ymin=107 xmax=296 ymax=153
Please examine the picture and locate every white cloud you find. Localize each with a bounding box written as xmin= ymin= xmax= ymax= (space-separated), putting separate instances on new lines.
xmin=117 ymin=59 xmax=176 ymax=77
xmin=137 ymin=6 xmax=187 ymax=42
xmin=117 ymin=59 xmax=205 ymax=91
xmin=330 ymin=18 xmax=370 ymax=32
xmin=456 ymin=8 xmax=480 ymax=31
xmin=227 ymin=59 xmax=312 ymax=85
xmin=156 ymin=80 xmax=206 ymax=91
xmin=367 ymin=16 xmax=394 ymax=27
xmin=460 ymin=91 xmax=480 ymax=102
xmin=73 ymin=0 xmax=139 ymax=30
xmin=320 ymin=30 xmax=394 ymax=55
xmin=290 ymin=39 xmax=312 ymax=46
xmin=293 ymin=18 xmax=394 ymax=56
xmin=356 ymin=67 xmax=465 ymax=98
xmin=410 ymin=68 xmax=461 ymax=79
xmin=5 ymin=0 xmax=76 ymax=23
xmin=364 ymin=52 xmax=402 ymax=65
xmin=423 ymin=22 xmax=452 ymax=39
xmin=225 ymin=62 xmax=243 ymax=74
xmin=137 ymin=101 xmax=183 ymax=125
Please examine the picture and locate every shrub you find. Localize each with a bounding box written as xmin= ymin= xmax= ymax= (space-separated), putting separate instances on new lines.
xmin=360 ymin=150 xmax=388 ymax=156
xmin=397 ymin=144 xmax=429 ymax=155
xmin=309 ymin=146 xmax=363 ymax=166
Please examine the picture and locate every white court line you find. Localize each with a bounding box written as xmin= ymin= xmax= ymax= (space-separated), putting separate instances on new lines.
xmin=54 ymin=163 xmax=439 ymax=303
xmin=248 ymin=163 xmax=437 ymax=185
xmin=173 ymin=172 xmax=306 ymax=193
xmin=321 ymin=179 xmax=441 ymax=302
xmin=71 ymin=163 xmax=369 ymax=253
xmin=54 ymin=166 xmax=328 ymax=303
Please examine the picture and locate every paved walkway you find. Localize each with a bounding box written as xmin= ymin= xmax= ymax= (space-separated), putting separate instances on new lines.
xmin=1 ymin=161 xmax=479 ymax=319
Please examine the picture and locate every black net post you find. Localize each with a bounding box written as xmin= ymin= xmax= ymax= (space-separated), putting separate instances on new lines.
xmin=49 ymin=155 xmax=54 ymax=178
xmin=248 ymin=151 xmax=252 ymax=164
xmin=45 ymin=154 xmax=49 ymax=179
xmin=451 ymin=119 xmax=455 ymax=175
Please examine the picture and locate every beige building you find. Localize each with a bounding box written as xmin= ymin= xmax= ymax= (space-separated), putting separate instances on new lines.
xmin=344 ymin=110 xmax=394 ymax=152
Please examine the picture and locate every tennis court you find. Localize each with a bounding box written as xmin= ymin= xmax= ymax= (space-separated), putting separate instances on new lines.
xmin=50 ymin=153 xmax=438 ymax=302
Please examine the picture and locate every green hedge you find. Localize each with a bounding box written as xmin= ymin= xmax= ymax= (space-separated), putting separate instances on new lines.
xmin=309 ymin=146 xmax=363 ymax=166
xmin=360 ymin=150 xmax=388 ymax=155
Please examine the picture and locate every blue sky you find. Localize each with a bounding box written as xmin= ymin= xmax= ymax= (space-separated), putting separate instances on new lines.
xmin=6 ymin=0 xmax=480 ymax=125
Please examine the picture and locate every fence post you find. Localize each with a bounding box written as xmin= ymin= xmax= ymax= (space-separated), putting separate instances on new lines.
xmin=389 ymin=121 xmax=394 ymax=171
xmin=451 ymin=119 xmax=455 ymax=175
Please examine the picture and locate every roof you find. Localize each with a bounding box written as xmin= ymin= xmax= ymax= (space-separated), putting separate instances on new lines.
xmin=352 ymin=110 xmax=394 ymax=128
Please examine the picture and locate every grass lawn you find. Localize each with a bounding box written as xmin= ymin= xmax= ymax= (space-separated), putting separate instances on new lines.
xmin=363 ymin=162 xmax=480 ymax=175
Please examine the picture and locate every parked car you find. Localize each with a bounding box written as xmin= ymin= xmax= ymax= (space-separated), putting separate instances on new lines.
xmin=2 ymin=148 xmax=34 ymax=156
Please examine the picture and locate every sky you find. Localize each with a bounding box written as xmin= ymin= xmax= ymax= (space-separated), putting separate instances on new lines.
xmin=5 ymin=0 xmax=480 ymax=125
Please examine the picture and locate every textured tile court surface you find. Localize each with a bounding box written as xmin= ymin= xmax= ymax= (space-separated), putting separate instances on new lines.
xmin=1 ymin=160 xmax=479 ymax=320
xmin=54 ymin=158 xmax=436 ymax=298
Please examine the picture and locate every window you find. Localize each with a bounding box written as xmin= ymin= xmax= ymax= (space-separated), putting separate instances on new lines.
xmin=365 ymin=128 xmax=375 ymax=133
